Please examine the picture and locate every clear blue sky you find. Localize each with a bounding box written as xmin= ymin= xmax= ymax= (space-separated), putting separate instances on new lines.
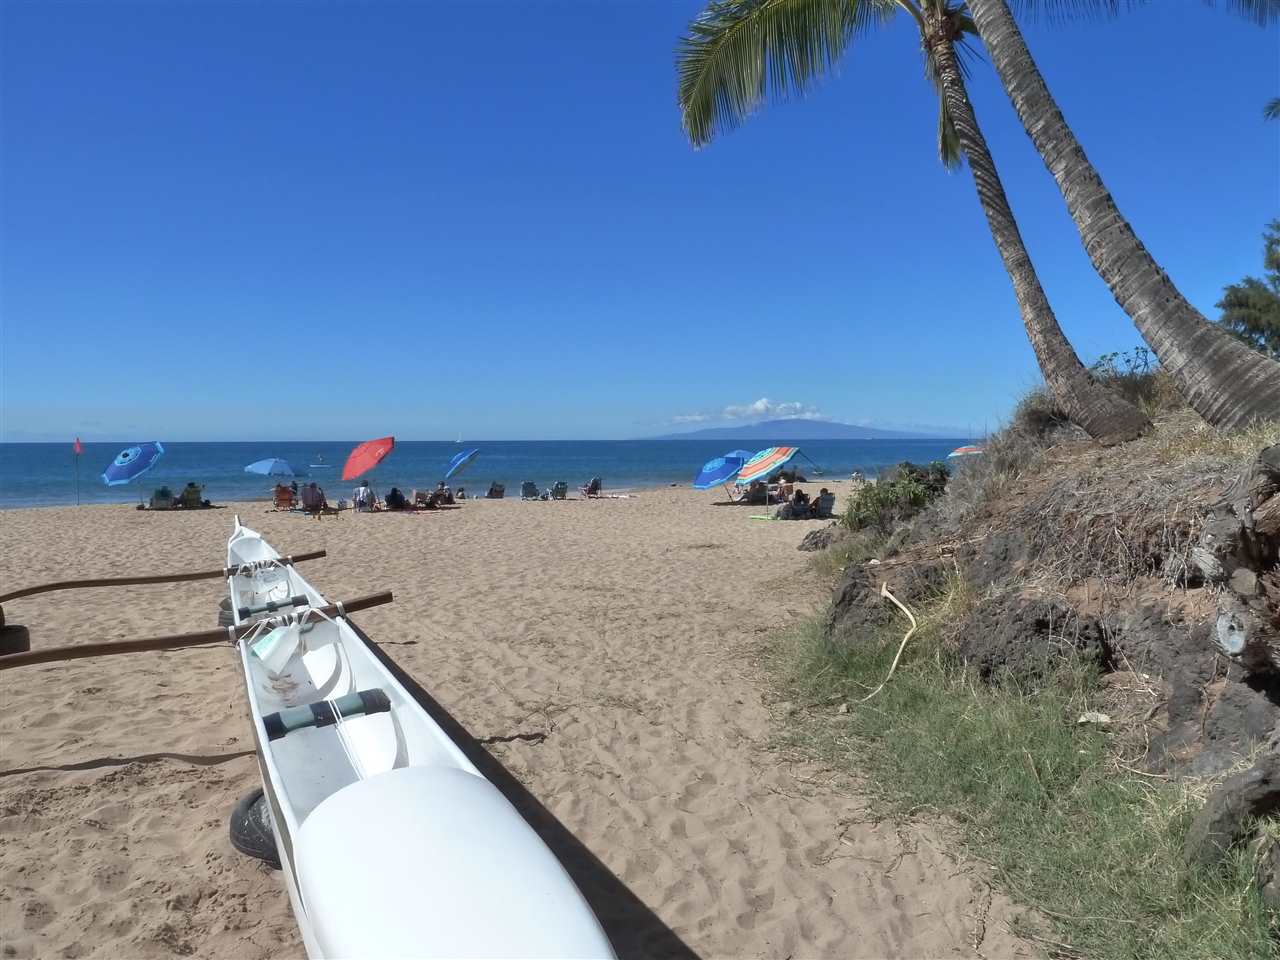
xmin=2 ymin=1 xmax=1276 ymax=441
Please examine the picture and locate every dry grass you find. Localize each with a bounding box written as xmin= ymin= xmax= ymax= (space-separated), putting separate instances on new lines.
xmin=1151 ymin=412 xmax=1280 ymax=465
xmin=938 ymin=398 xmax=1279 ymax=589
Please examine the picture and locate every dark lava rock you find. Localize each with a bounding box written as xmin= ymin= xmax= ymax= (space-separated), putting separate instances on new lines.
xmin=960 ymin=528 xmax=1031 ymax=586
xmin=798 ymin=523 xmax=844 ymax=553
xmin=1125 ymin=602 xmax=1280 ymax=776
xmin=1184 ymin=751 xmax=1280 ymax=870
xmin=827 ymin=561 xmax=949 ymax=644
xmin=954 ymin=597 xmax=1109 ymax=685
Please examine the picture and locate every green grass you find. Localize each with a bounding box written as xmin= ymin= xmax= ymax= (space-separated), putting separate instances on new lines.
xmin=771 ymin=587 xmax=1277 ymax=959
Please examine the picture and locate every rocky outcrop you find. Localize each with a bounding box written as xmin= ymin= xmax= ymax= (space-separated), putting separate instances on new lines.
xmin=1183 ymin=751 xmax=1280 ymax=870
xmin=954 ymin=597 xmax=1109 ymax=685
xmin=1192 ymin=445 xmax=1280 ymax=675
xmin=798 ymin=523 xmax=844 ymax=553
xmin=827 ymin=560 xmax=949 ymax=643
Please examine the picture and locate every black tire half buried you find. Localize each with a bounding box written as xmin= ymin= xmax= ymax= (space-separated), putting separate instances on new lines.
xmin=0 ymin=625 xmax=31 ymax=656
xmin=229 ymin=787 xmax=281 ymax=869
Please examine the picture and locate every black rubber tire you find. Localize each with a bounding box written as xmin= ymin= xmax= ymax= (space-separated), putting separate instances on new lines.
xmin=0 ymin=625 xmax=31 ymax=656
xmin=229 ymin=787 xmax=281 ymax=869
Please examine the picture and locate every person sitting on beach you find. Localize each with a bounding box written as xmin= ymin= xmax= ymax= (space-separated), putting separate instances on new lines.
xmin=455 ymin=486 xmax=467 ymax=500
xmin=180 ymin=482 xmax=205 ymax=509
xmin=273 ymin=483 xmax=295 ymax=511
xmin=812 ymin=487 xmax=835 ymax=518
xmin=741 ymin=480 xmax=767 ymax=504
xmin=353 ymin=481 xmax=374 ymax=511
xmin=301 ymin=482 xmax=326 ymax=512
xmin=433 ymin=480 xmax=454 ymax=506
xmin=792 ymin=487 xmax=810 ymax=512
xmin=385 ymin=487 xmax=409 ymax=511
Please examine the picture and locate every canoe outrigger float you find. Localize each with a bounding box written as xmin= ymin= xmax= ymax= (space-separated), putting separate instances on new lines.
xmin=225 ymin=517 xmax=614 ymax=958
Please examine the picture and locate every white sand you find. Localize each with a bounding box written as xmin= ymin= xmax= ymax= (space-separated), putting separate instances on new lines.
xmin=0 ymin=490 xmax=1030 ymax=958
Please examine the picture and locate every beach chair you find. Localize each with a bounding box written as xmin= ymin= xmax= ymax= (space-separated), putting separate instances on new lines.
xmin=149 ymin=486 xmax=175 ymax=510
xmin=520 ymin=480 xmax=540 ymax=500
xmin=549 ymin=481 xmax=568 ymax=500
xmin=580 ymin=477 xmax=602 ymax=498
xmin=273 ymin=487 xmax=297 ymax=511
xmin=814 ymin=492 xmax=837 ymax=519
xmin=486 ymin=482 xmax=505 ymax=499
xmin=179 ymin=483 xmax=205 ymax=509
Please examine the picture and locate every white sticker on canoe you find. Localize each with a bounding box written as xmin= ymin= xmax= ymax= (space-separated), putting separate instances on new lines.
xmin=251 ymin=626 xmax=299 ymax=677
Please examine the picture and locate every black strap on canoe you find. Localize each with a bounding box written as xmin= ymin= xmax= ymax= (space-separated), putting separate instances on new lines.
xmin=262 ymin=688 xmax=391 ymax=741
xmin=238 ymin=595 xmax=310 ymax=621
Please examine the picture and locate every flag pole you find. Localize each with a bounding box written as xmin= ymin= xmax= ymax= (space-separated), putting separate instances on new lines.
xmin=73 ymin=437 xmax=82 ymax=506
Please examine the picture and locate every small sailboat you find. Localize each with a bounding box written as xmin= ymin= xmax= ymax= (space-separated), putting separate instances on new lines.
xmin=309 ymin=453 xmax=331 ymax=469
xmin=225 ymin=519 xmax=614 ymax=958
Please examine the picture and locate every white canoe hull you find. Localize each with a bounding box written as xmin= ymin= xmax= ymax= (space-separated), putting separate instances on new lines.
xmin=226 ymin=518 xmax=614 ymax=959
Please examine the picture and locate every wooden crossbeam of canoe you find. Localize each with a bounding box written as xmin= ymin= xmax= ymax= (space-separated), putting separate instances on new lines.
xmin=0 ymin=591 xmax=392 ymax=671
xmin=0 ymin=550 xmax=328 ymax=605
xmin=0 ymin=550 xmax=327 ymax=627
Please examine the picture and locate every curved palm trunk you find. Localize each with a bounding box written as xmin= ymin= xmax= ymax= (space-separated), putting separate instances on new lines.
xmin=966 ymin=0 xmax=1280 ymax=431
xmin=925 ymin=24 xmax=1150 ymax=443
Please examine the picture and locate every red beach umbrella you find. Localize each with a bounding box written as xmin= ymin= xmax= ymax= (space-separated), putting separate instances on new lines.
xmin=342 ymin=436 xmax=395 ymax=480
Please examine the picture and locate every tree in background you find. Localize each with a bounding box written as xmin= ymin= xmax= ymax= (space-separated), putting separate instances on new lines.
xmin=1217 ymin=221 xmax=1280 ymax=360
xmin=964 ymin=0 xmax=1280 ymax=431
xmin=676 ymin=0 xmax=1150 ymax=443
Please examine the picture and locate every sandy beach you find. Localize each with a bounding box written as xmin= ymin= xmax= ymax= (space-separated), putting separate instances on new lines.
xmin=1 ymin=488 xmax=1031 ymax=958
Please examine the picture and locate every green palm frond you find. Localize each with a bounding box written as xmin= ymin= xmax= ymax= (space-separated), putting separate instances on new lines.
xmin=676 ymin=0 xmax=893 ymax=147
xmin=1266 ymin=97 xmax=1280 ymax=121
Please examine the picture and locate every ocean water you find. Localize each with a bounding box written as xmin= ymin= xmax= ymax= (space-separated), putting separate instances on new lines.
xmin=0 ymin=439 xmax=972 ymax=509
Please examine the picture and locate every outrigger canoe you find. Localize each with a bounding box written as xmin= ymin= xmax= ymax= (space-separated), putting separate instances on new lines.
xmin=225 ymin=518 xmax=614 ymax=959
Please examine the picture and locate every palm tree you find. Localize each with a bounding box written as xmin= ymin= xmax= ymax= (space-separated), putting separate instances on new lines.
xmin=678 ymin=0 xmax=1150 ymax=442
xmin=965 ymin=0 xmax=1280 ymax=431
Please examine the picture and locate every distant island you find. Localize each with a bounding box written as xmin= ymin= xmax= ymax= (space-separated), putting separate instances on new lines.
xmin=648 ymin=418 xmax=962 ymax=441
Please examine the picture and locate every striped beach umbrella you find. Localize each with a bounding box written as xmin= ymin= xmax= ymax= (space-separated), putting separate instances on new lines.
xmin=947 ymin=445 xmax=985 ymax=458
xmin=736 ymin=446 xmax=800 ymax=485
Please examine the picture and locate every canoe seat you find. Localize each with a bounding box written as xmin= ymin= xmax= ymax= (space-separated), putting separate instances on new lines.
xmin=294 ymin=766 xmax=613 ymax=959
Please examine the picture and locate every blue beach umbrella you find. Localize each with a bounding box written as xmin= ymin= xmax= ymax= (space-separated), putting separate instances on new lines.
xmin=445 ymin=448 xmax=480 ymax=480
xmin=244 ymin=458 xmax=300 ymax=477
xmin=724 ymin=449 xmax=754 ymax=461
xmin=693 ymin=455 xmax=745 ymax=490
xmin=102 ymin=442 xmax=165 ymax=486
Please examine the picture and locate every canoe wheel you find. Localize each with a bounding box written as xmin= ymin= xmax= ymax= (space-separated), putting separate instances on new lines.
xmin=229 ymin=787 xmax=281 ymax=870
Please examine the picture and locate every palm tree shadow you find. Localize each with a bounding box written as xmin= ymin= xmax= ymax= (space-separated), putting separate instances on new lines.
xmin=354 ymin=622 xmax=699 ymax=960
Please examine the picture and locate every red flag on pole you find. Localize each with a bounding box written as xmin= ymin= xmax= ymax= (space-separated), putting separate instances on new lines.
xmin=73 ymin=437 xmax=83 ymax=455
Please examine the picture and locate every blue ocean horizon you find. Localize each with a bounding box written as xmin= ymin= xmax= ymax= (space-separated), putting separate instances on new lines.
xmin=0 ymin=439 xmax=973 ymax=509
